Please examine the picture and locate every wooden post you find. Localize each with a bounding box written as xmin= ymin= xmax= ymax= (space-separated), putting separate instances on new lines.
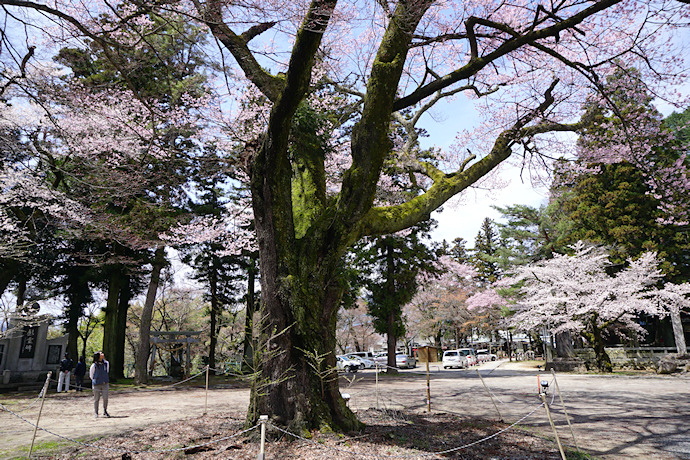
xmin=375 ymin=363 xmax=379 ymax=409
xmin=540 ymin=393 xmax=567 ymax=460
xmin=551 ymin=369 xmax=580 ymax=452
xmin=149 ymin=343 xmax=157 ymax=376
xmin=426 ymin=360 xmax=431 ymax=412
xmin=257 ymin=415 xmax=268 ymax=460
xmin=186 ymin=339 xmax=192 ymax=378
xmin=475 ymin=369 xmax=502 ymax=421
xmin=29 ymin=371 xmax=51 ymax=458
xmin=204 ymin=365 xmax=210 ymax=415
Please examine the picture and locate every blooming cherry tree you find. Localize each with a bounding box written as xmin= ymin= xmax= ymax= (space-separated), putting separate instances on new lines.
xmin=505 ymin=241 xmax=672 ymax=371
xmin=2 ymin=0 xmax=689 ymax=430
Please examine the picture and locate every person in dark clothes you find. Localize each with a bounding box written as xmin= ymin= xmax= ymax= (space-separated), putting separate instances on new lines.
xmin=89 ymin=352 xmax=110 ymax=418
xmin=74 ymin=355 xmax=87 ymax=391
xmin=57 ymin=353 xmax=73 ymax=392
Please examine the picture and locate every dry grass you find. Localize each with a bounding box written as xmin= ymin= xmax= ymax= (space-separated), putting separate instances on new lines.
xmin=39 ymin=408 xmax=567 ymax=460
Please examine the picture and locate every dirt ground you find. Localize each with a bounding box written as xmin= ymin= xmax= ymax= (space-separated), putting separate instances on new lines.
xmin=1 ymin=361 xmax=688 ymax=459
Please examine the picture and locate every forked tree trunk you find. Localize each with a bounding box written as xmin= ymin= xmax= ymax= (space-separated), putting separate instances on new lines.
xmin=64 ymin=265 xmax=90 ymax=367
xmin=246 ymin=243 xmax=361 ymax=433
xmin=102 ymin=271 xmax=123 ymax=373
xmin=113 ymin=276 xmax=131 ymax=380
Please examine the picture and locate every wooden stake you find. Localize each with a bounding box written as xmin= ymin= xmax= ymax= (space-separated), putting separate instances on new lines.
xmin=551 ymin=369 xmax=580 ymax=452
xmin=29 ymin=371 xmax=51 ymax=458
xmin=475 ymin=369 xmax=502 ymax=421
xmin=375 ymin=363 xmax=379 ymax=409
xmin=204 ymin=365 xmax=210 ymax=415
xmin=540 ymin=392 xmax=566 ymax=460
xmin=426 ymin=360 xmax=431 ymax=412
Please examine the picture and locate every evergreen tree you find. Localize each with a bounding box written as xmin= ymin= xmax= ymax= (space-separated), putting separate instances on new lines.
xmin=355 ymin=221 xmax=440 ymax=371
xmin=471 ymin=218 xmax=501 ymax=285
xmin=492 ymin=204 xmax=556 ymax=268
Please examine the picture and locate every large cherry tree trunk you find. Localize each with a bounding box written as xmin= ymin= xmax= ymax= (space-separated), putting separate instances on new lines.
xmin=203 ymin=0 xmax=532 ymax=432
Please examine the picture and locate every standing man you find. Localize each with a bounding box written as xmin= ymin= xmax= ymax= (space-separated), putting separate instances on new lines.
xmin=89 ymin=351 xmax=110 ymax=418
xmin=74 ymin=355 xmax=87 ymax=391
xmin=57 ymin=352 xmax=73 ymax=392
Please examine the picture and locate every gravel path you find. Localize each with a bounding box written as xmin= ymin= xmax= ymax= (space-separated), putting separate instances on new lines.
xmin=1 ymin=362 xmax=688 ymax=459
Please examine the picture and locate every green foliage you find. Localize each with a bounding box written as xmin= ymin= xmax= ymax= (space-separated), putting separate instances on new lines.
xmin=355 ymin=221 xmax=440 ymax=338
xmin=665 ymin=106 xmax=690 ymax=147
xmin=551 ymin=162 xmax=667 ymax=266
xmin=550 ymin=107 xmax=690 ymax=283
xmin=493 ymin=204 xmax=557 ymax=267
xmin=447 ymin=237 xmax=471 ymax=264
xmin=471 ymin=217 xmax=501 ymax=285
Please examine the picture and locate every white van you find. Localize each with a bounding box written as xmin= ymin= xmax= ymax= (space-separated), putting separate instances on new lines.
xmin=442 ymin=350 xmax=469 ymax=369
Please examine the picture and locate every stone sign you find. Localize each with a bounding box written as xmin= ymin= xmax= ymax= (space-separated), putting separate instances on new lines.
xmin=0 ymin=316 xmax=67 ymax=387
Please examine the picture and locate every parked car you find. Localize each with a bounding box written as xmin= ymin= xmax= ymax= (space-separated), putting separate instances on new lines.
xmin=345 ymin=354 xmax=375 ymax=369
xmin=442 ymin=350 xmax=469 ymax=369
xmin=457 ymin=348 xmax=477 ymax=366
xmin=396 ymin=354 xmax=416 ymax=369
xmin=476 ymin=349 xmax=498 ymax=362
xmin=372 ymin=353 xmax=388 ymax=367
xmin=371 ymin=353 xmax=416 ymax=369
xmin=348 ymin=351 xmax=376 ymax=360
xmin=336 ymin=355 xmax=361 ymax=372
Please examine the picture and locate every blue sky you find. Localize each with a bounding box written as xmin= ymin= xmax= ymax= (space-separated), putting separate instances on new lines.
xmin=416 ymin=97 xmax=548 ymax=247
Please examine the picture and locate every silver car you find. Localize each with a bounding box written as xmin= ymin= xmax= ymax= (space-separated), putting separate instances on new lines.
xmin=396 ymin=354 xmax=417 ymax=369
xmin=336 ymin=355 xmax=360 ymax=372
xmin=372 ymin=353 xmax=416 ymax=369
xmin=345 ymin=354 xmax=375 ymax=369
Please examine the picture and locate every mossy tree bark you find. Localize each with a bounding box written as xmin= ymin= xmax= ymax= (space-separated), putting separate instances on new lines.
xmin=581 ymin=315 xmax=613 ymax=372
xmin=200 ymin=0 xmax=580 ymax=432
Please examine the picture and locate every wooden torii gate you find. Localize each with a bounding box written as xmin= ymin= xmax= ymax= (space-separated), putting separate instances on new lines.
xmin=149 ymin=331 xmax=201 ymax=378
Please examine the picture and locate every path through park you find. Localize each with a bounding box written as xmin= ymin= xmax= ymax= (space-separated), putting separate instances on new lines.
xmin=1 ymin=361 xmax=688 ymax=459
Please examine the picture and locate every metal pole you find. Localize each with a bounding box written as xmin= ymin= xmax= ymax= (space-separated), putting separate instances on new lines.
xmin=426 ymin=360 xmax=431 ymax=413
xmin=551 ymin=369 xmax=580 ymax=452
xmin=29 ymin=371 xmax=52 ymax=458
xmin=204 ymin=365 xmax=210 ymax=415
xmin=540 ymin=393 xmax=566 ymax=460
xmin=257 ymin=415 xmax=268 ymax=460
xmin=475 ymin=369 xmax=502 ymax=421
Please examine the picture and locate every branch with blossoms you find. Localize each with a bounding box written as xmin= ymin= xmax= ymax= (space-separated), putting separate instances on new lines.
xmin=160 ymin=206 xmax=257 ymax=257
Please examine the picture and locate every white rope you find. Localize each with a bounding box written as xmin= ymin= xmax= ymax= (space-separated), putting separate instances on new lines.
xmin=0 ymin=401 xmax=259 ymax=454
xmin=46 ymin=367 xmax=211 ymax=397
xmin=4 ymin=388 xmax=45 ymax=413
xmin=269 ymin=401 xmax=546 ymax=459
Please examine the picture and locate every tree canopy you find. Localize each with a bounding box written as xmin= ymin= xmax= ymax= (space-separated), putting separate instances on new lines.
xmin=1 ymin=0 xmax=689 ymax=432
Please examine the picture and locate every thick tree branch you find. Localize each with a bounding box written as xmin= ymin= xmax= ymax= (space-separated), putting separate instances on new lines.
xmin=336 ymin=0 xmax=433 ymax=227
xmin=393 ymin=0 xmax=621 ymax=111
xmin=359 ymin=81 xmax=582 ymax=237
xmin=194 ymin=0 xmax=284 ymax=102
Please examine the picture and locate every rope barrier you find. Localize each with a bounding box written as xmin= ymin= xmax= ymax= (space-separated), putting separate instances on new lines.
xmin=268 ymin=400 xmax=546 ymax=459
xmin=0 ymin=401 xmax=259 ymax=454
xmin=44 ymin=367 xmax=210 ymax=397
xmin=2 ymin=359 xmax=566 ymax=458
xmin=3 ymin=389 xmax=45 ymax=413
